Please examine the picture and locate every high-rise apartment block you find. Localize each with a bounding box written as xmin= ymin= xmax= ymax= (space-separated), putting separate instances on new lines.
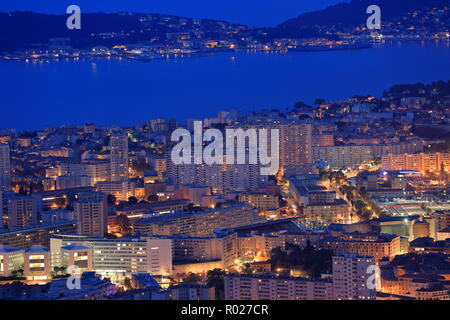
xmin=110 ymin=130 xmax=129 ymax=182
xmin=7 ymin=195 xmax=40 ymax=229
xmin=0 ymin=144 xmax=10 ymax=191
xmin=74 ymin=198 xmax=106 ymax=237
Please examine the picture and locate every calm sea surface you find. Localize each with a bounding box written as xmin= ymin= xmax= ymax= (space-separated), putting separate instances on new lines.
xmin=1 ymin=42 xmax=449 ymax=131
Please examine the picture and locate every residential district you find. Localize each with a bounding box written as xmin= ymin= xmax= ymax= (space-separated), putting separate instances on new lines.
xmin=0 ymin=80 xmax=450 ymax=300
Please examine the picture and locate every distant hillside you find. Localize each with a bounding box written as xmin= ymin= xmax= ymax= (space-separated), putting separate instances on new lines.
xmin=273 ymin=0 xmax=449 ymax=37
xmin=0 ymin=1 xmax=449 ymax=51
xmin=0 ymin=12 xmax=140 ymax=51
xmin=0 ymin=11 xmax=245 ymax=51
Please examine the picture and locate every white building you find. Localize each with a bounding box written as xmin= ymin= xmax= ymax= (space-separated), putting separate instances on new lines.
xmin=50 ymin=234 xmax=172 ymax=276
xmin=110 ymin=130 xmax=129 ymax=182
xmin=0 ymin=144 xmax=10 ymax=191
xmin=0 ymin=244 xmax=24 ymax=277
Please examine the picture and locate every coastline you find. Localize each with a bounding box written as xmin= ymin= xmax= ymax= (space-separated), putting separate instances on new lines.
xmin=1 ymin=38 xmax=448 ymax=63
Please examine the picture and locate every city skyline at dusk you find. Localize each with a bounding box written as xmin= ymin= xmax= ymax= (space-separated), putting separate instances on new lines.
xmin=0 ymin=0 xmax=449 ymax=311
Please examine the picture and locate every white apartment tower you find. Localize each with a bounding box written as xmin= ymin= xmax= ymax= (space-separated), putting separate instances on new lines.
xmin=0 ymin=144 xmax=10 ymax=191
xmin=110 ymin=130 xmax=129 ymax=182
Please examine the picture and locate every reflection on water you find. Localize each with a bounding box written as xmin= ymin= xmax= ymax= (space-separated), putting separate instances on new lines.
xmin=0 ymin=43 xmax=449 ymax=131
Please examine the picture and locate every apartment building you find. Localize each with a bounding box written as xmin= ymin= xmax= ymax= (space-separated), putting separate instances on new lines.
xmin=224 ymin=274 xmax=333 ymax=300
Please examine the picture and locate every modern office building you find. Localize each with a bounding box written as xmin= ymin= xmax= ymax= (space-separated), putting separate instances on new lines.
xmin=50 ymin=234 xmax=172 ymax=276
xmin=0 ymin=244 xmax=24 ymax=277
xmin=61 ymin=244 xmax=93 ymax=272
xmin=24 ymin=245 xmax=51 ymax=280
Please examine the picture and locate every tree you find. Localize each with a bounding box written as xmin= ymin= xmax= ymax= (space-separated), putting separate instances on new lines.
xmin=183 ymin=273 xmax=203 ymax=283
xmin=241 ymin=263 xmax=252 ymax=274
xmin=107 ymin=194 xmax=116 ymax=205
xmin=117 ymin=201 xmax=128 ymax=210
xmin=294 ymin=101 xmax=311 ymax=109
xmin=116 ymin=214 xmax=131 ymax=234
xmin=128 ymin=196 xmax=138 ymax=205
xmin=147 ymin=195 xmax=159 ymax=202
xmin=123 ymin=277 xmax=133 ymax=290
xmin=314 ymin=98 xmax=326 ymax=105
xmin=270 ymin=243 xmax=333 ymax=278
